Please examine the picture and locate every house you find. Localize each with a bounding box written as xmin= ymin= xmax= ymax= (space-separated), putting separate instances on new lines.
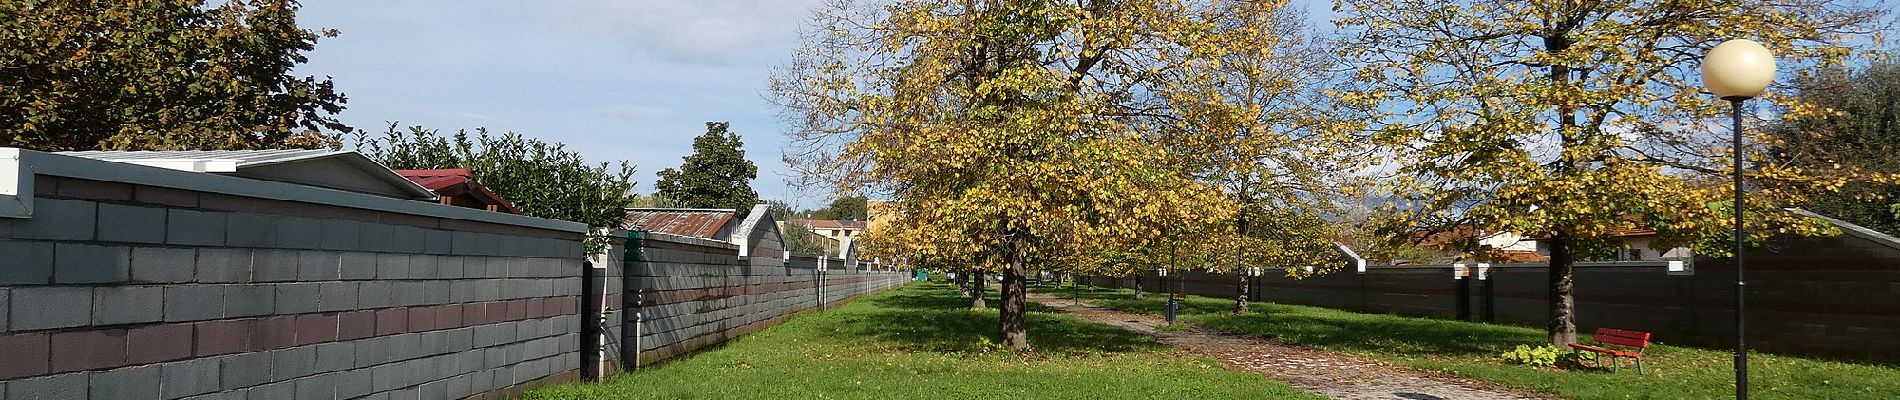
xmin=1411 ymin=223 xmax=1686 ymax=264
xmin=1408 ymin=225 xmax=1546 ymax=264
xmin=58 ymin=149 xmax=437 ymax=200
xmin=1534 ymin=228 xmax=1680 ymax=262
xmin=396 ymin=169 xmax=521 ymax=214
xmin=798 ymin=219 xmax=866 ymax=257
xmin=805 ymin=219 xmax=866 ymax=243
xmin=620 ymin=204 xmax=785 ymax=259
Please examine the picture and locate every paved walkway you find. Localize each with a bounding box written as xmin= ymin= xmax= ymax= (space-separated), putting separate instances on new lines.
xmin=1027 ymin=293 xmax=1554 ymax=400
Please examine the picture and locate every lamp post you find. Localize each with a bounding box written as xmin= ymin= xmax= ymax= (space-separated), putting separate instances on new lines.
xmin=1701 ymin=38 xmax=1776 ymax=400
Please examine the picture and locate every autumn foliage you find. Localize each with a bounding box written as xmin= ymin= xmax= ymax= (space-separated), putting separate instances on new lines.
xmin=774 ymin=0 xmax=1347 ymax=349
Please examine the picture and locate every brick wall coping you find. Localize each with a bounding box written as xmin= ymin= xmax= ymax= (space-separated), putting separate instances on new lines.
xmin=0 ymin=148 xmax=586 ymax=233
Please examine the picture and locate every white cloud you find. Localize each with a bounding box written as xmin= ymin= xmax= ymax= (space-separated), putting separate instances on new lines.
xmin=567 ymin=0 xmax=827 ymax=65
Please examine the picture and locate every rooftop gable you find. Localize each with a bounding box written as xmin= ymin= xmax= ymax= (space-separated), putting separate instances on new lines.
xmin=59 ymin=149 xmax=436 ymax=200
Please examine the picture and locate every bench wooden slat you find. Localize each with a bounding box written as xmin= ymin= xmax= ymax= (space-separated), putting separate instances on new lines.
xmin=1594 ymin=328 xmax=1652 ymax=349
xmin=1577 ymin=328 xmax=1653 ymax=373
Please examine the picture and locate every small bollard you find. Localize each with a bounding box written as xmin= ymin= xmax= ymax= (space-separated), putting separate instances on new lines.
xmin=1165 ymin=297 xmax=1180 ymax=325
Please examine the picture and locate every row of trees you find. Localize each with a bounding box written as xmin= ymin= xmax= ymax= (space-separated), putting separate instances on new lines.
xmin=775 ymin=0 xmax=1891 ymax=349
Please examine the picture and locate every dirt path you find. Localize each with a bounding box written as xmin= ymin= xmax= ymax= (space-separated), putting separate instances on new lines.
xmin=1027 ymin=293 xmax=1556 ymax=400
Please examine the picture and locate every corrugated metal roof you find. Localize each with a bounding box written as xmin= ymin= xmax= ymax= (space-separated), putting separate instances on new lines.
xmin=621 ymin=208 xmax=736 ymax=239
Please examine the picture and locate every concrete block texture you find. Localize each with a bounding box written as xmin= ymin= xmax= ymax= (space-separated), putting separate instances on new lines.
xmin=271 ymin=347 xmax=318 ymax=381
xmin=0 ymin=288 xmax=9 ymax=334
xmin=340 ymin=253 xmax=378 ymax=280
xmin=96 ymin=203 xmax=167 ymax=244
xmin=194 ymin=248 xmax=252 ymax=283
xmin=130 ymin=247 xmax=195 ymax=283
xmin=273 ymin=283 xmax=319 ymax=315
xmin=92 ymin=286 xmax=163 ymax=325
xmin=390 ymin=225 xmax=428 ymax=255
xmin=357 ymin=223 xmax=396 ymax=254
xmin=163 ymin=285 xmax=225 ymax=322
xmin=245 ymin=379 xmax=294 ymax=400
xmin=159 ymin=358 xmax=222 ymax=399
xmin=297 ymin=251 xmax=340 ymax=282
xmin=316 ymin=281 xmax=358 ymax=312
xmin=292 ymin=372 xmax=338 ymax=400
xmin=217 ymin=352 xmax=272 ymax=390
xmin=312 ymin=341 xmax=355 ymax=373
xmin=89 ymin=364 xmax=160 ymax=399
xmin=375 ymin=254 xmax=411 ymax=280
xmin=250 ymin=250 xmax=300 ymax=283
xmin=222 ymin=285 xmax=276 ymax=318
xmin=7 ymin=372 xmax=88 ymax=400
xmin=319 ymin=219 xmax=362 ymax=251
xmin=164 ymin=209 xmax=225 ymax=247
xmin=11 ymin=198 xmax=96 ymax=241
xmin=54 ymin=243 xmax=131 ymax=284
xmin=0 ymin=241 xmax=55 ymax=285
xmin=335 ymin=369 xmax=373 ymax=399
xmin=11 ymin=286 xmax=92 ymax=331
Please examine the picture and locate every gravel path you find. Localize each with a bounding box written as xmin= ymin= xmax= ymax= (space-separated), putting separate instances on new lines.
xmin=1027 ymin=293 xmax=1556 ymax=400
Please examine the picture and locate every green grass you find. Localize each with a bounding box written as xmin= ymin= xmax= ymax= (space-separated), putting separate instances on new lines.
xmin=1034 ymin=284 xmax=1900 ymax=400
xmin=523 ymin=283 xmax=1322 ymax=400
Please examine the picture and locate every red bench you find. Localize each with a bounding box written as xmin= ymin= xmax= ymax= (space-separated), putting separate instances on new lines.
xmin=1569 ymin=328 xmax=1651 ymax=374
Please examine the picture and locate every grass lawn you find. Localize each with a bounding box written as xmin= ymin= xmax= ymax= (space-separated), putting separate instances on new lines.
xmin=1035 ymin=284 xmax=1900 ymax=400
xmin=522 ymin=282 xmax=1322 ymax=400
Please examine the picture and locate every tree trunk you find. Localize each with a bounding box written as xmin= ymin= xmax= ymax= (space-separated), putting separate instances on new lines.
xmin=1547 ymin=234 xmax=1578 ymax=345
xmin=1000 ymin=253 xmax=1029 ymax=350
xmin=972 ymin=272 xmax=987 ymax=309
xmin=957 ymin=270 xmax=972 ymax=298
xmin=1235 ymin=212 xmax=1250 ymax=314
xmin=1133 ymin=276 xmax=1144 ymax=299
xmin=1543 ymin=32 xmax=1581 ymax=347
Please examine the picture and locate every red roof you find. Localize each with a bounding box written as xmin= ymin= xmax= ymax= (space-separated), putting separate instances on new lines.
xmin=398 ymin=168 xmax=474 ymax=191
xmin=395 ymin=169 xmax=521 ymax=214
xmin=621 ymin=209 xmax=736 ymax=238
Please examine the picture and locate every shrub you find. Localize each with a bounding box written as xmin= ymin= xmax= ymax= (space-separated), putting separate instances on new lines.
xmin=354 ymin=124 xmax=637 ymax=253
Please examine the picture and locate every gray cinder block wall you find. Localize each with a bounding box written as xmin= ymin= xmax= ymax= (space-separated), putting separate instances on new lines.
xmin=1088 ymin=229 xmax=1900 ymax=364
xmin=613 ymin=231 xmax=906 ymax=367
xmin=0 ymin=150 xmax=589 ymax=400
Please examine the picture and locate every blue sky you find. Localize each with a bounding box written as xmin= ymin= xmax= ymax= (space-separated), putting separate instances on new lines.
xmin=294 ymin=1 xmax=1338 ymax=208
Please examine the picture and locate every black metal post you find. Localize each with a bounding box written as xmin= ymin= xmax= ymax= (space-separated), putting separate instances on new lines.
xmin=580 ymin=261 xmax=600 ymax=381
xmin=1730 ymin=98 xmax=1749 ymax=400
xmin=1456 ymin=274 xmax=1471 ymax=321
xmin=1250 ymin=274 xmax=1263 ymax=302
xmin=1481 ymin=271 xmax=1496 ymax=323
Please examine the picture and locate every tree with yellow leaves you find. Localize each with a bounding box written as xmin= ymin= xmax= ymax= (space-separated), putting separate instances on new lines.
xmin=773 ymin=0 xmax=1334 ymax=349
xmin=1336 ymin=0 xmax=1888 ymax=345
